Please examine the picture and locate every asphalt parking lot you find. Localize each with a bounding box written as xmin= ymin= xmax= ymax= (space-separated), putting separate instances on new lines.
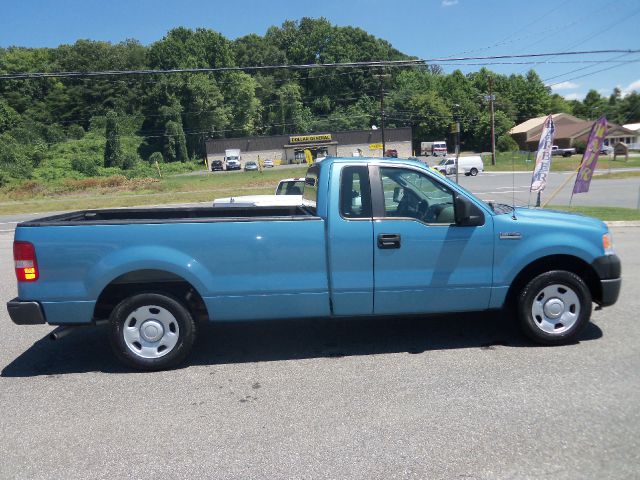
xmin=1 ymin=226 xmax=639 ymax=479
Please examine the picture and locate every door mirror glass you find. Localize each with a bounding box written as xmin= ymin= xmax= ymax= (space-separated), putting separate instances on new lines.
xmin=454 ymin=194 xmax=485 ymax=226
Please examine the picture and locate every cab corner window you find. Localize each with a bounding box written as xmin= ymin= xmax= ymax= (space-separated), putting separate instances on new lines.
xmin=379 ymin=167 xmax=455 ymax=224
xmin=340 ymin=166 xmax=372 ymax=219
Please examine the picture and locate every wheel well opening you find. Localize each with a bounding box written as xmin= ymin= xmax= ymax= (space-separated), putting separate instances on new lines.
xmin=94 ymin=269 xmax=209 ymax=323
xmin=506 ymin=255 xmax=602 ymax=307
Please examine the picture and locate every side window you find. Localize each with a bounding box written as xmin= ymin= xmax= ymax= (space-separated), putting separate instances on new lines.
xmin=379 ymin=167 xmax=456 ymax=224
xmin=340 ymin=166 xmax=372 ymax=219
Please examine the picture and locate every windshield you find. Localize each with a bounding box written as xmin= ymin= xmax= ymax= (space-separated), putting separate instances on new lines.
xmin=438 ymin=159 xmax=448 ymax=165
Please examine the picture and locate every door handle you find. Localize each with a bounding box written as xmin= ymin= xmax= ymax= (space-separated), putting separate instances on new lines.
xmin=378 ymin=233 xmax=401 ymax=249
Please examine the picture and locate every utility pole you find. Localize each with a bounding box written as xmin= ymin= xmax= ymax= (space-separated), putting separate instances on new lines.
xmin=488 ymin=76 xmax=496 ymax=166
xmin=375 ymin=71 xmax=390 ymax=156
xmin=452 ymin=104 xmax=461 ymax=184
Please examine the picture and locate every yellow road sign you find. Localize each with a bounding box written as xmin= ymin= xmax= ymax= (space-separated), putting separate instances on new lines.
xmin=369 ymin=143 xmax=383 ymax=150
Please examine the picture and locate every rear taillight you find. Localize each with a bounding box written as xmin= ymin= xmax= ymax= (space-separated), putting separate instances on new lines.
xmin=14 ymin=241 xmax=39 ymax=282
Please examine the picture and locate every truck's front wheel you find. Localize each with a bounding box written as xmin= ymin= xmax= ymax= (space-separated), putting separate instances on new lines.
xmin=518 ymin=271 xmax=592 ymax=345
xmin=109 ymin=293 xmax=197 ymax=371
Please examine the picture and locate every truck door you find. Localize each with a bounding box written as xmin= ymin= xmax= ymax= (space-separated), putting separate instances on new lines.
xmin=326 ymin=164 xmax=375 ymax=315
xmin=371 ymin=165 xmax=494 ymax=315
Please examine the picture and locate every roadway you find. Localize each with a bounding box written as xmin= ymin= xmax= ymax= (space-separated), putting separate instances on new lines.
xmin=0 ymin=226 xmax=638 ymax=479
xmin=458 ymin=169 xmax=640 ymax=209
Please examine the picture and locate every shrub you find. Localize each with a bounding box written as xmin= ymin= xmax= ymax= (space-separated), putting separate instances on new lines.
xmin=497 ymin=135 xmax=519 ymax=152
xmin=67 ymin=124 xmax=85 ymax=140
xmin=122 ymin=153 xmax=139 ymax=170
xmin=574 ymin=140 xmax=587 ymax=154
xmin=71 ymin=157 xmax=99 ymax=176
xmin=149 ymin=151 xmax=164 ymax=164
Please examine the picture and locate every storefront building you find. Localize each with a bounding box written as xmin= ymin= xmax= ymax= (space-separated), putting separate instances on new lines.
xmin=205 ymin=127 xmax=412 ymax=166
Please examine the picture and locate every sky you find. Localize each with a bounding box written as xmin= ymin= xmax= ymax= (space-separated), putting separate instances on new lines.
xmin=1 ymin=0 xmax=639 ymax=101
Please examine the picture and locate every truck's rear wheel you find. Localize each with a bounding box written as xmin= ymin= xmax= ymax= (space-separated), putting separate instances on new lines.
xmin=470 ymin=167 xmax=479 ymax=176
xmin=517 ymin=271 xmax=592 ymax=345
xmin=109 ymin=293 xmax=196 ymax=371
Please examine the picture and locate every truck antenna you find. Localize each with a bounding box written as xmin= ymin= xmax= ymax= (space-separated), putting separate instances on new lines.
xmin=511 ymin=152 xmax=517 ymax=220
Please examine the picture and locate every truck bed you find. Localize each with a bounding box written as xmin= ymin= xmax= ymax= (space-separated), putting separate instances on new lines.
xmin=19 ymin=205 xmax=316 ymax=226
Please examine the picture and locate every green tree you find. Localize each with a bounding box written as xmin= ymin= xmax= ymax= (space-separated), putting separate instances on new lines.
xmin=0 ymin=133 xmax=33 ymax=180
xmin=0 ymin=99 xmax=19 ymax=133
xmin=164 ymin=120 xmax=188 ymax=162
xmin=497 ymin=135 xmax=519 ymax=152
xmin=104 ymin=111 xmax=123 ymax=168
xmin=275 ymin=83 xmax=312 ymax=134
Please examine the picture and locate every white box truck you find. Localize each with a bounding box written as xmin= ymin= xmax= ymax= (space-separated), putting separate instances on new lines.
xmin=421 ymin=141 xmax=448 ymax=156
xmin=224 ymin=149 xmax=242 ymax=171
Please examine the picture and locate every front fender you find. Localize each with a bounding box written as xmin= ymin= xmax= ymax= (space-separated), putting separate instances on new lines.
xmin=494 ymin=231 xmax=600 ymax=288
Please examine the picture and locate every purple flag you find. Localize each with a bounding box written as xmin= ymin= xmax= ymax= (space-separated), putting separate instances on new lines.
xmin=530 ymin=115 xmax=555 ymax=192
xmin=573 ymin=116 xmax=608 ymax=194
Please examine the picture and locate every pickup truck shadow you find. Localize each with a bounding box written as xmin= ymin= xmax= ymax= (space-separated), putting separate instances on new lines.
xmin=2 ymin=311 xmax=603 ymax=377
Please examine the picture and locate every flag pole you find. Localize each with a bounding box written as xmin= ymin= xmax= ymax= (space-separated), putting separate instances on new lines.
xmin=541 ymin=164 xmax=581 ymax=208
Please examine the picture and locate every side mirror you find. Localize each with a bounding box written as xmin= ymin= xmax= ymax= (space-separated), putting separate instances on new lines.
xmin=393 ymin=187 xmax=403 ymax=203
xmin=454 ymin=194 xmax=485 ymax=226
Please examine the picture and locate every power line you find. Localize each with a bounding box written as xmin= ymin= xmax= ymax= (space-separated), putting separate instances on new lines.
xmin=542 ymin=52 xmax=634 ymax=83
xmin=546 ymin=54 xmax=640 ymax=87
xmin=0 ymin=60 xmax=424 ymax=80
xmin=2 ymin=50 xmax=639 ymax=81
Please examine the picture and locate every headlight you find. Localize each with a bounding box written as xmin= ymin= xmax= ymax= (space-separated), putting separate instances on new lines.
xmin=603 ymin=232 xmax=615 ymax=255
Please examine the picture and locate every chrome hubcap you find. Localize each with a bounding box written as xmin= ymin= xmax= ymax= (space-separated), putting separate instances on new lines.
xmin=123 ymin=305 xmax=179 ymax=359
xmin=140 ymin=319 xmax=164 ymax=342
xmin=531 ymin=284 xmax=581 ymax=334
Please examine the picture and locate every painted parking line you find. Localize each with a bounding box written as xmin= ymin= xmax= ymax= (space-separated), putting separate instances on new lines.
xmin=473 ymin=190 xmax=529 ymax=195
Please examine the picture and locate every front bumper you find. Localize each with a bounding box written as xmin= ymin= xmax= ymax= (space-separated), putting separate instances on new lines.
xmin=7 ymin=298 xmax=46 ymax=325
xmin=591 ymin=255 xmax=622 ymax=306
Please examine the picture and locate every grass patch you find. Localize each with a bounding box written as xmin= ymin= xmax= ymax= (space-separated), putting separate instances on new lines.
xmin=483 ymin=152 xmax=640 ymax=172
xmin=547 ymin=205 xmax=640 ymax=221
xmin=0 ymin=167 xmax=309 ymax=215
xmin=593 ymin=170 xmax=640 ymax=180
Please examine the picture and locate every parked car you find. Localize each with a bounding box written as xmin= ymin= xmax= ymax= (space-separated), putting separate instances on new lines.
xmin=385 ymin=149 xmax=398 ymax=158
xmin=433 ymin=156 xmax=484 ymax=176
xmin=263 ymin=159 xmax=274 ymax=168
xmin=244 ymin=161 xmax=259 ymax=172
xmin=600 ymin=145 xmax=614 ymax=155
xmin=551 ymin=146 xmax=576 ymax=157
xmin=210 ymin=160 xmax=223 ymax=172
xmin=275 ymin=178 xmax=305 ymax=195
xmin=8 ymin=157 xmax=621 ymax=370
xmin=213 ymin=195 xmax=304 ymax=207
xmin=213 ymin=178 xmax=306 ymax=207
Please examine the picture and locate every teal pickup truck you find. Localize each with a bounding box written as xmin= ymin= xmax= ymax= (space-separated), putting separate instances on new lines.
xmin=8 ymin=158 xmax=621 ymax=370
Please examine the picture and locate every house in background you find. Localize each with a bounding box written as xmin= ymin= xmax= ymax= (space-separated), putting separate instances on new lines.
xmin=620 ymin=123 xmax=640 ymax=149
xmin=509 ymin=113 xmax=638 ymax=151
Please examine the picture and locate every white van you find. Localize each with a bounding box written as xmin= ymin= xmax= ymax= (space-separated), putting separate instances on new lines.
xmin=434 ymin=155 xmax=483 ymax=176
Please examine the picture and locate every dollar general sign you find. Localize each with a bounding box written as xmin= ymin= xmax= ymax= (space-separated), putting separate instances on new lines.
xmin=289 ymin=134 xmax=332 ymax=143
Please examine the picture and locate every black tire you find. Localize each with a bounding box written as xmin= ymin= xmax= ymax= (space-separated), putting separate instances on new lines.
xmin=109 ymin=293 xmax=197 ymax=371
xmin=470 ymin=167 xmax=478 ymax=176
xmin=517 ymin=270 xmax=592 ymax=345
